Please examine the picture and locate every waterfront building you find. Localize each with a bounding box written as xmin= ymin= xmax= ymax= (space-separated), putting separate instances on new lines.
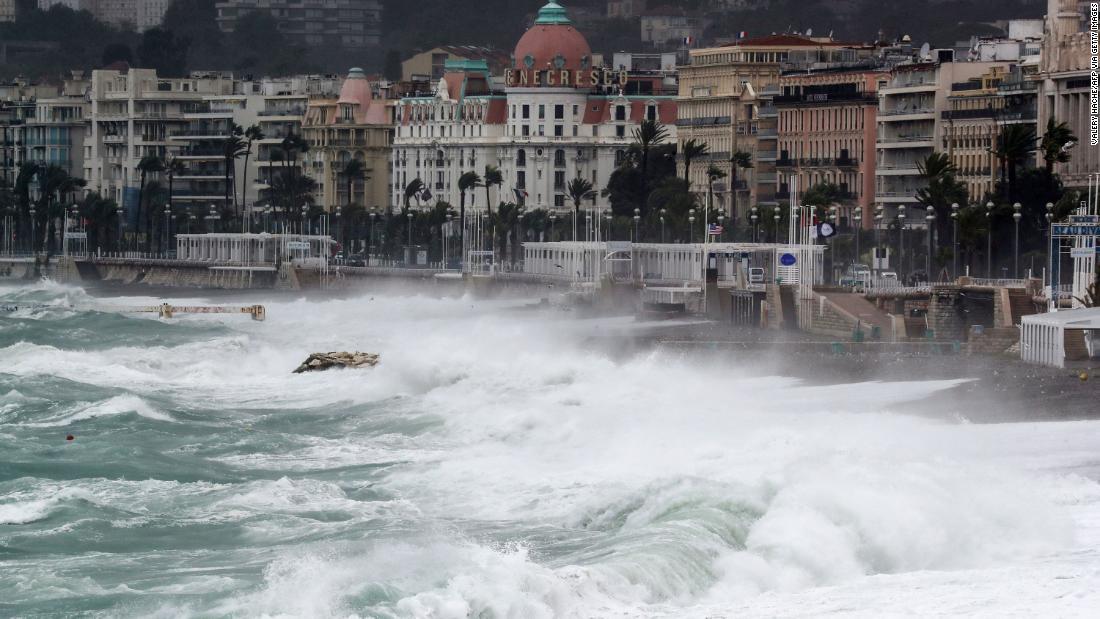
xmin=301 ymin=68 xmax=394 ymax=213
xmin=391 ymin=1 xmax=677 ymax=213
xmin=215 ymin=0 xmax=382 ymax=48
xmin=677 ymin=35 xmax=865 ymax=219
xmin=24 ymin=73 xmax=90 ymax=181
xmin=400 ymin=46 xmax=511 ymax=83
xmin=1 ymin=79 xmax=66 ymax=188
xmin=0 ymin=0 xmax=16 ymax=22
xmin=874 ymin=58 xmax=1011 ymax=220
xmin=776 ymin=67 xmax=888 ymax=226
xmin=36 ymin=0 xmax=171 ymax=30
xmin=83 ymin=69 xmax=236 ymax=219
xmin=942 ymin=65 xmax=1038 ymax=200
xmin=1034 ymin=0 xmax=1098 ymax=190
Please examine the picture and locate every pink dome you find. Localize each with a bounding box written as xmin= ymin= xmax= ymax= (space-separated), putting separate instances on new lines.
xmin=338 ymin=67 xmax=372 ymax=108
xmin=513 ymin=2 xmax=592 ymax=74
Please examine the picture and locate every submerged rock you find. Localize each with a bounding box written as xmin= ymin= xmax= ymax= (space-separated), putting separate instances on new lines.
xmin=293 ymin=352 xmax=380 ymax=374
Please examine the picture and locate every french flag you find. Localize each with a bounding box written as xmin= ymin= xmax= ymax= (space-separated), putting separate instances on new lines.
xmin=737 ymin=31 xmax=747 ymax=39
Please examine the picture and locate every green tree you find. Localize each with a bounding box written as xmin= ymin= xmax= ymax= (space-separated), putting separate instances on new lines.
xmin=567 ymin=176 xmax=596 ymax=241
xmin=77 ymin=192 xmax=120 ymax=252
xmin=632 ymin=119 xmax=670 ymax=207
xmin=240 ymin=124 xmax=264 ymax=215
xmin=482 ymin=164 xmax=503 ymax=215
xmin=457 ymin=170 xmax=482 ymax=253
xmin=681 ymin=138 xmax=708 ymax=186
xmin=729 ymin=150 xmax=753 ymax=225
xmin=1039 ymin=117 xmax=1076 ymax=177
xmin=163 ymin=154 xmax=185 ymax=222
xmin=916 ymin=152 xmax=968 ymax=245
xmin=137 ymin=27 xmax=191 ymax=77
xmin=33 ymin=165 xmax=85 ymax=254
xmin=990 ymin=123 xmax=1036 ymax=201
xmin=706 ymin=163 xmax=727 ymax=220
xmin=135 ymin=154 xmax=163 ymax=247
xmin=341 ymin=158 xmax=369 ymax=209
xmin=404 ymin=178 xmax=425 ymax=209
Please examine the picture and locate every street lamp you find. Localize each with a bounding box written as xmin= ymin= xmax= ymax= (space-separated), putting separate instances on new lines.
xmin=874 ymin=207 xmax=884 ymax=275
xmin=633 ymin=208 xmax=640 ymax=243
xmin=853 ymin=207 xmax=862 ymax=266
xmin=897 ymin=205 xmax=906 ymax=278
xmin=301 ymin=204 xmax=309 ymax=235
xmin=950 ymin=202 xmax=960 ymax=279
xmin=29 ymin=206 xmax=36 ymax=254
xmin=604 ymin=212 xmax=612 ymax=241
xmin=925 ymin=205 xmax=935 ymax=279
xmin=163 ymin=204 xmax=171 ymax=255
xmin=660 ymin=208 xmax=667 ymax=243
xmin=1046 ymin=201 xmax=1054 ymax=290
xmin=750 ymin=206 xmax=758 ymax=243
xmin=550 ymin=213 xmax=557 ymax=241
xmin=985 ymin=200 xmax=995 ymax=278
xmin=407 ymin=211 xmax=414 ymax=249
xmin=369 ymin=210 xmax=377 ymax=262
xmin=335 ymin=206 xmax=343 ymax=254
xmin=1012 ymin=201 xmax=1022 ymax=278
xmin=688 ymin=208 xmax=696 ymax=243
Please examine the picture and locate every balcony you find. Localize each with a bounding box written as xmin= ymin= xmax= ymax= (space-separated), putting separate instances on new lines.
xmin=940 ymin=109 xmax=1036 ymax=121
xmin=880 ymin=108 xmax=935 ymax=120
xmin=756 ymin=173 xmax=777 ymax=184
xmin=835 ymin=157 xmax=857 ymax=167
xmin=776 ymin=158 xmax=795 ymax=167
xmin=259 ymin=107 xmax=306 ymax=117
xmin=876 ymin=164 xmax=921 ymax=176
xmin=757 ymin=150 xmax=778 ymax=161
xmin=102 ymin=134 xmax=126 ymax=144
xmin=758 ymin=106 xmax=778 ymax=118
xmin=756 ymin=128 xmax=778 ymax=139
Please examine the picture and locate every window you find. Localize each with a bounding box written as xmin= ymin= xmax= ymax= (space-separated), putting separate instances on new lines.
xmin=517 ymin=170 xmax=526 ymax=188
xmin=646 ymin=105 xmax=656 ymax=121
xmin=516 ymin=149 xmax=526 ymax=167
xmin=554 ymin=171 xmax=565 ymax=189
xmin=615 ymin=149 xmax=627 ymax=166
xmin=538 ymin=125 xmax=545 ymax=136
xmin=616 ymin=125 xmax=625 ymax=138
xmin=554 ymin=149 xmax=566 ymax=167
xmin=538 ymin=105 xmax=545 ymax=120
xmin=554 ymin=104 xmax=564 ymax=120
xmin=572 ymin=104 xmax=579 ymax=117
xmin=554 ymin=194 xmax=565 ymax=207
xmin=522 ymin=104 xmax=530 ymax=119
xmin=615 ymin=106 xmax=626 ymax=121
xmin=522 ymin=125 xmax=530 ymax=137
xmin=554 ymin=125 xmax=563 ymax=137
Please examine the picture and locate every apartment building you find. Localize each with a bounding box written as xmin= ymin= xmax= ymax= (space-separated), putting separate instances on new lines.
xmin=942 ymin=65 xmax=1038 ymax=200
xmin=301 ymin=68 xmax=393 ymax=213
xmin=776 ymin=67 xmax=888 ymax=226
xmin=83 ymin=69 xmax=236 ymax=224
xmin=36 ymin=0 xmax=170 ymax=30
xmin=1 ymin=80 xmax=62 ymax=188
xmin=875 ymin=59 xmax=1010 ymax=221
xmin=215 ymin=0 xmax=382 ymax=48
xmin=1 ymin=0 xmax=17 ymax=22
xmin=1034 ymin=0 xmax=1097 ymax=190
xmin=677 ymin=35 xmax=865 ymax=219
xmin=400 ymin=46 xmax=511 ymax=83
xmin=24 ymin=75 xmax=90 ymax=183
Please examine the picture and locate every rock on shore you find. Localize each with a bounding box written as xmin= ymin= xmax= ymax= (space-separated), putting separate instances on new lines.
xmin=294 ymin=352 xmax=380 ymax=374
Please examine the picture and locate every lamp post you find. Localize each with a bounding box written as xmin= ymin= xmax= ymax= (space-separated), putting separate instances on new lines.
xmin=718 ymin=214 xmax=726 ymax=242
xmin=750 ymin=207 xmax=758 ymax=243
xmin=209 ymin=203 xmax=219 ymax=235
xmin=853 ymin=207 xmax=862 ymax=267
xmin=549 ymin=213 xmax=557 ymax=241
xmin=660 ymin=208 xmax=667 ymax=243
xmin=774 ymin=206 xmax=782 ymax=243
xmin=163 ymin=204 xmax=171 ymax=256
xmin=1045 ymin=201 xmax=1054 ymax=286
xmin=335 ymin=206 xmax=343 ymax=255
xmin=633 ymin=208 xmax=640 ymax=243
xmin=925 ymin=205 xmax=935 ymax=279
xmin=985 ymin=200 xmax=994 ymax=278
xmin=874 ymin=204 xmax=883 ymax=274
xmin=300 ymin=204 xmax=308 ymax=235
xmin=369 ymin=210 xmax=377 ymax=263
xmin=897 ymin=205 xmax=906 ymax=278
xmin=950 ymin=202 xmax=959 ymax=279
xmin=688 ymin=208 xmax=696 ymax=243
xmin=406 ymin=211 xmax=413 ymax=249
xmin=1012 ymin=201 xmax=1022 ymax=278
xmin=29 ymin=206 xmax=36 ymax=254
xmin=604 ymin=212 xmax=612 ymax=241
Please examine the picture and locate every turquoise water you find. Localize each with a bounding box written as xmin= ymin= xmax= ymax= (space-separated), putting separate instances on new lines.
xmin=2 ymin=281 xmax=1099 ymax=617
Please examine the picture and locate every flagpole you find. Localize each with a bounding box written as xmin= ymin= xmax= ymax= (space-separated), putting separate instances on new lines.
xmin=703 ymin=182 xmax=709 ymax=316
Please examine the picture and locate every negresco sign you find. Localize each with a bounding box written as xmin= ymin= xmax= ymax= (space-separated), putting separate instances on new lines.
xmin=505 ymin=68 xmax=629 ymax=88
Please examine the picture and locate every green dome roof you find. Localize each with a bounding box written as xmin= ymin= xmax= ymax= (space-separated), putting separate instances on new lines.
xmin=534 ymin=1 xmax=571 ymax=25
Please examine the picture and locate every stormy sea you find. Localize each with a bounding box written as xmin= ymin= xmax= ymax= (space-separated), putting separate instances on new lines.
xmin=2 ymin=281 xmax=1099 ymax=617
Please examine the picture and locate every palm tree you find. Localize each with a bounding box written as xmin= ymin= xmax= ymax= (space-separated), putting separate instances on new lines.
xmin=990 ymin=124 xmax=1036 ymax=201
xmin=404 ymin=178 xmax=425 ymax=209
xmin=706 ymin=164 xmax=727 ymax=223
xmin=632 ymin=119 xmax=669 ymax=206
xmin=566 ymin=176 xmax=596 ymax=241
xmin=77 ymin=192 xmax=119 ymax=253
xmin=164 ymin=155 xmax=185 ymax=221
xmin=1039 ymin=117 xmax=1076 ymax=177
xmin=279 ymin=131 xmax=311 ymax=211
xmin=14 ymin=162 xmax=38 ymax=246
xmin=240 ymin=124 xmax=265 ymax=215
xmin=457 ymin=171 xmax=482 ymax=255
xmin=136 ymin=154 xmax=163 ymax=246
xmin=729 ymin=151 xmax=752 ymax=231
xmin=681 ymin=138 xmax=709 ymax=187
xmin=341 ymin=158 xmax=369 ymax=210
xmin=222 ymin=126 xmax=248 ymax=215
xmin=33 ymin=165 xmax=85 ymax=254
xmin=483 ymin=164 xmax=503 ymax=216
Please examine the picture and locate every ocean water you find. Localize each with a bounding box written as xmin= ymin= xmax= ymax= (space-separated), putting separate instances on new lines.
xmin=2 ymin=280 xmax=1099 ymax=618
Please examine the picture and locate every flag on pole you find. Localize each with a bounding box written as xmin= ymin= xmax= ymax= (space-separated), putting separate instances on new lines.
xmin=737 ymin=31 xmax=747 ymax=39
xmin=708 ymin=223 xmax=723 ymax=236
xmin=512 ymin=188 xmax=529 ymax=203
